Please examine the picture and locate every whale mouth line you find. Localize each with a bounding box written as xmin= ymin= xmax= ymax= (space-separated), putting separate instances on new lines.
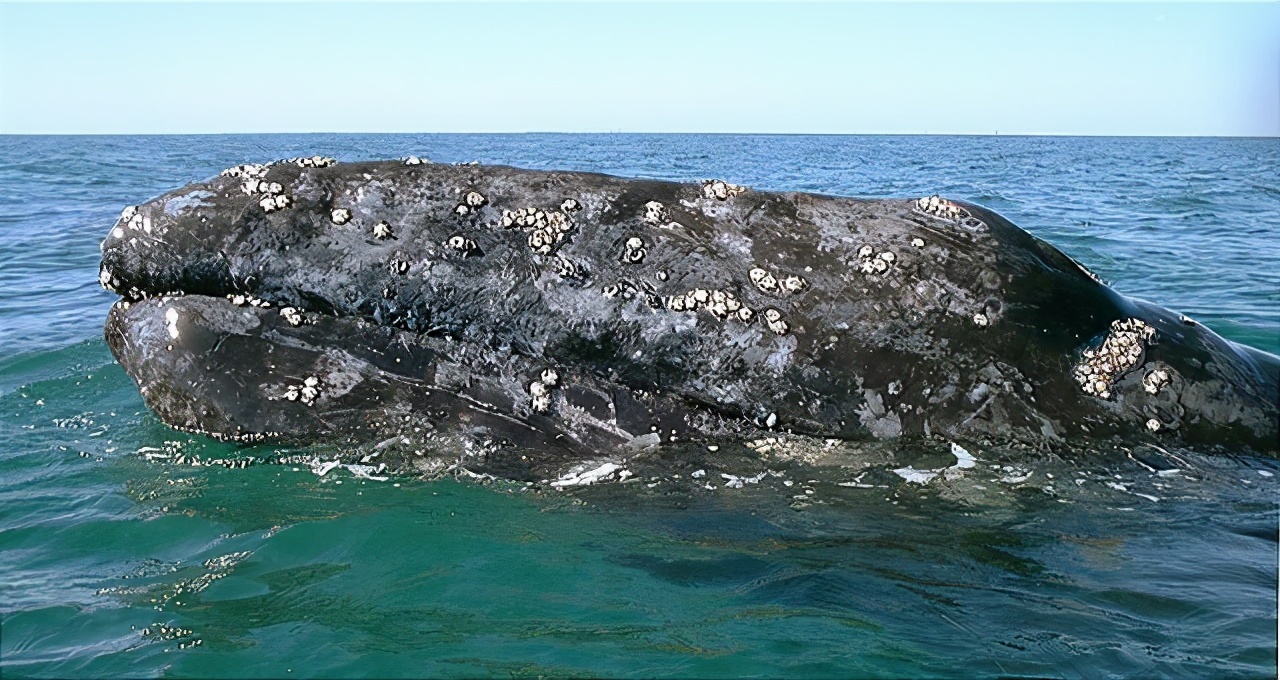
xmin=98 ymin=158 xmax=1280 ymax=476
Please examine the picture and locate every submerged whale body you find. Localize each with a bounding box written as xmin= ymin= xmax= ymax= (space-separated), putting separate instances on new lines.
xmin=98 ymin=157 xmax=1279 ymax=478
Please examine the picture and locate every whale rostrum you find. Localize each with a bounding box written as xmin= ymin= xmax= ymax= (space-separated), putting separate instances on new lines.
xmin=99 ymin=158 xmax=1279 ymax=480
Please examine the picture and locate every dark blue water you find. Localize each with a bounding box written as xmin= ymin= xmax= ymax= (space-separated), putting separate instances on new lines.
xmin=1 ymin=134 xmax=1276 ymax=678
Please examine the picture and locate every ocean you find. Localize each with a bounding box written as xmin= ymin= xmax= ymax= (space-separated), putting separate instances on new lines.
xmin=0 ymin=134 xmax=1276 ymax=678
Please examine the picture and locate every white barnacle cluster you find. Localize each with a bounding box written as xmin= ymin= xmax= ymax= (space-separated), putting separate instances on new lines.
xmin=915 ymin=195 xmax=970 ymax=221
xmin=701 ymin=179 xmax=746 ymax=201
xmin=114 ymin=204 xmax=156 ymax=236
xmin=663 ymin=287 xmax=753 ymax=323
xmin=115 ymin=205 xmax=146 ymax=237
xmin=623 ymin=237 xmax=647 ymax=264
xmin=278 ymin=307 xmax=305 ymax=326
xmin=286 ymin=155 xmax=336 ymax=168
xmin=226 ymin=293 xmax=271 ymax=308
xmin=1073 ymin=318 xmax=1157 ymax=399
xmin=220 ymin=163 xmax=267 ymax=180
xmin=855 ymin=244 xmax=896 ymax=275
xmin=911 ymin=237 xmax=926 ymax=248
xmin=249 ymin=180 xmax=290 ymax=213
xmin=602 ymin=281 xmax=632 ymax=299
xmin=554 ymin=255 xmax=586 ymax=279
xmin=762 ymin=308 xmax=789 ymax=335
xmin=501 ymin=207 xmax=574 ymax=255
xmin=1142 ymin=368 xmax=1170 ymax=395
xmin=748 ymin=267 xmax=807 ymax=296
xmin=446 ymin=234 xmax=479 ymax=255
xmin=99 ymin=266 xmax=117 ymax=291
xmin=642 ymin=201 xmax=668 ymax=225
xmin=330 ymin=208 xmax=352 ymax=225
xmin=561 ymin=198 xmax=582 ymax=213
xmin=283 ymin=376 xmax=322 ymax=405
xmin=972 ymin=313 xmax=990 ymax=327
xmin=222 ymin=164 xmax=291 ymax=213
xmin=454 ymin=191 xmax=487 ymax=216
xmin=372 ymin=221 xmax=393 ymax=239
xmin=403 ymin=155 xmax=431 ymax=165
xmin=164 ymin=307 xmax=181 ymax=340
xmin=528 ymin=368 xmax=559 ymax=413
xmin=388 ymin=256 xmax=410 ymax=275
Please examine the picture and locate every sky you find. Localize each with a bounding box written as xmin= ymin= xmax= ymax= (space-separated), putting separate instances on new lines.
xmin=0 ymin=2 xmax=1276 ymax=136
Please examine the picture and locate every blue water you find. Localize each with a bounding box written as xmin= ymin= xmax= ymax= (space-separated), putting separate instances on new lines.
xmin=0 ymin=134 xmax=1276 ymax=678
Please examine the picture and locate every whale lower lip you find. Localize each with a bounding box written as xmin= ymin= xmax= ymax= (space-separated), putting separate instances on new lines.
xmin=98 ymin=159 xmax=1280 ymax=476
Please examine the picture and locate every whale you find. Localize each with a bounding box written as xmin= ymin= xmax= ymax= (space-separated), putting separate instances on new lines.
xmin=98 ymin=157 xmax=1279 ymax=480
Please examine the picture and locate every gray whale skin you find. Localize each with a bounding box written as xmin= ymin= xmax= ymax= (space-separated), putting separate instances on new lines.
xmin=99 ymin=158 xmax=1279 ymax=479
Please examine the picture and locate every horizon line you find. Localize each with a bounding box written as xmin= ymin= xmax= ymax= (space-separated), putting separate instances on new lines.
xmin=2 ymin=131 xmax=1277 ymax=139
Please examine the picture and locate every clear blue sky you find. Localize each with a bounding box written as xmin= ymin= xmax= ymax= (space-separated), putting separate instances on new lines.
xmin=1 ymin=2 xmax=1276 ymax=136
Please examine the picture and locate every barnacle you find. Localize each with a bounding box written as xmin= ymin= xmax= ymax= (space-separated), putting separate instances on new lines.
xmin=642 ymin=201 xmax=667 ymax=225
xmin=623 ymin=237 xmax=647 ymax=264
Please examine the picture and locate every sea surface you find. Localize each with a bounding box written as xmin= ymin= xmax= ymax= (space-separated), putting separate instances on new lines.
xmin=0 ymin=134 xmax=1276 ymax=678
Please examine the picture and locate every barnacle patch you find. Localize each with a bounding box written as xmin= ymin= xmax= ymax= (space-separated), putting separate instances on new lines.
xmin=642 ymin=201 xmax=668 ymax=225
xmin=528 ymin=368 xmax=559 ymax=413
xmin=99 ymin=265 xmax=118 ymax=291
xmin=331 ymin=208 xmax=352 ymax=225
xmin=164 ymin=308 xmax=180 ymax=340
xmin=663 ymin=287 xmax=747 ymax=322
xmin=1072 ymin=318 xmax=1157 ymax=399
xmin=222 ymin=164 xmax=292 ymax=213
xmin=856 ymin=245 xmax=896 ymax=276
xmin=603 ymin=280 xmax=639 ymax=300
xmin=286 ymin=155 xmax=336 ymax=168
xmin=623 ymin=237 xmax=647 ymax=264
xmin=702 ymin=179 xmax=746 ymax=201
xmin=561 ymin=198 xmax=582 ymax=213
xmin=220 ymin=164 xmax=268 ymax=180
xmin=279 ymin=307 xmax=305 ymax=326
xmin=502 ymin=207 xmax=575 ymax=255
xmin=554 ymin=255 xmax=587 ymax=280
xmin=116 ymin=205 xmax=149 ymax=234
xmin=446 ymin=235 xmax=481 ymax=256
xmin=227 ymin=294 xmax=271 ymax=308
xmin=372 ymin=221 xmax=393 ymax=239
xmin=749 ymin=267 xmax=807 ymax=296
xmin=915 ymin=195 xmax=967 ymax=220
xmin=461 ymin=191 xmax=487 ymax=212
xmin=282 ymin=376 xmax=322 ymax=405
xmin=763 ymin=308 xmax=789 ymax=335
xmin=1142 ymin=368 xmax=1170 ymax=395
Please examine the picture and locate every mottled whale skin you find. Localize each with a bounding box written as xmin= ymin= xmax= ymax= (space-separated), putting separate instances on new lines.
xmin=99 ymin=159 xmax=1279 ymax=477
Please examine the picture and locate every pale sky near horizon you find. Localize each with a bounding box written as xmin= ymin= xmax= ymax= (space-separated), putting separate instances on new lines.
xmin=0 ymin=2 xmax=1276 ymax=136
